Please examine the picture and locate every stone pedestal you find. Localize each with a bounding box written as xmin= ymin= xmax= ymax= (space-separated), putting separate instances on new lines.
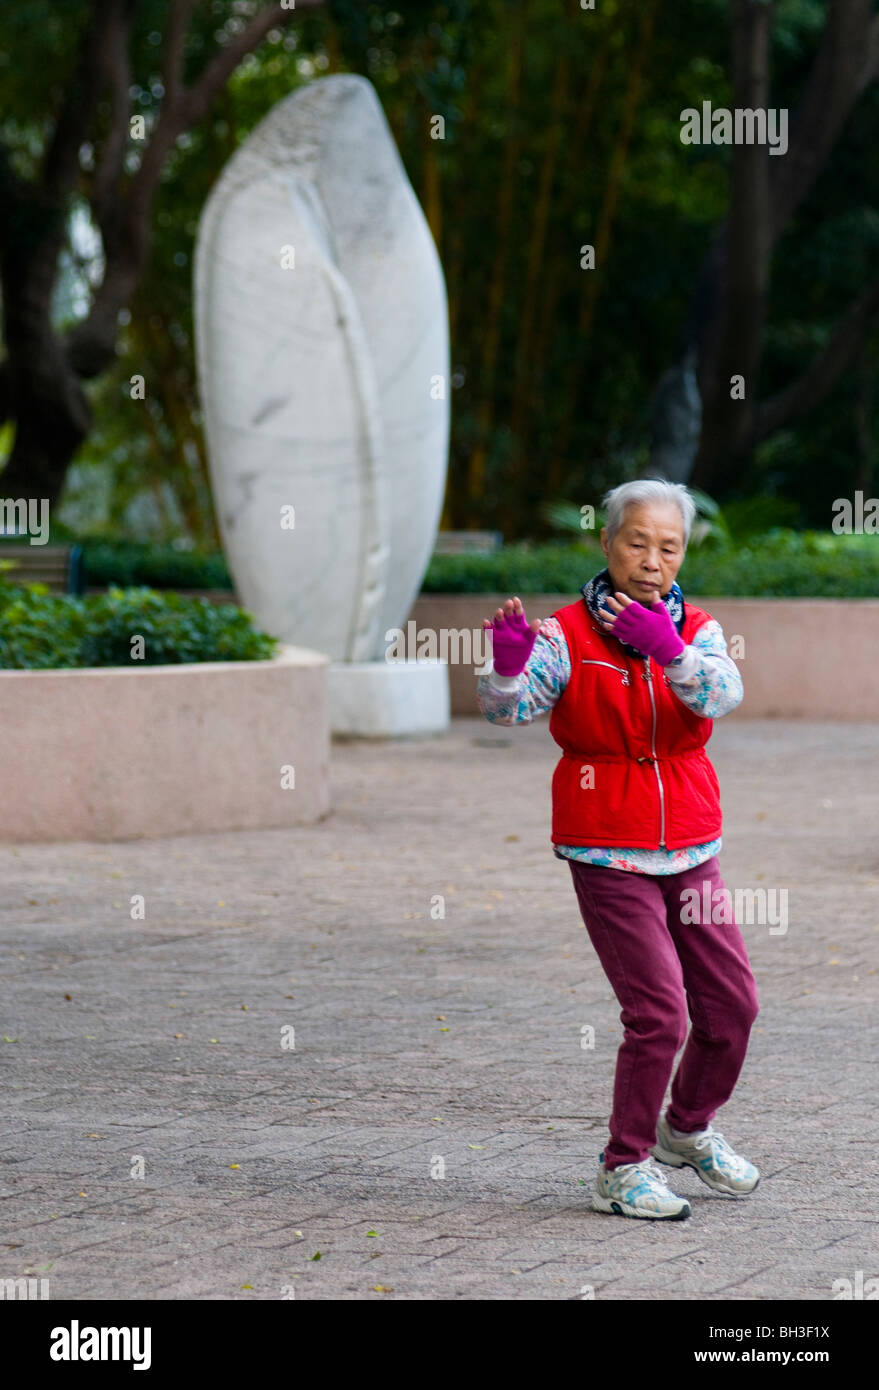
xmin=329 ymin=660 xmax=449 ymax=737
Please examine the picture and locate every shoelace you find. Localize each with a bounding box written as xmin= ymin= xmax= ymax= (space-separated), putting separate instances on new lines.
xmin=623 ymin=1156 xmax=676 ymax=1193
xmin=692 ymin=1128 xmax=747 ymax=1173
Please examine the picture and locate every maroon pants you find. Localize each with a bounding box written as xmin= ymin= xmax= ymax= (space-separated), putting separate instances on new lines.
xmin=567 ymin=854 xmax=760 ymax=1170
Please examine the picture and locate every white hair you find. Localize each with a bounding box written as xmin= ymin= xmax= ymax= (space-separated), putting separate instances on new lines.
xmin=601 ymin=478 xmax=696 ymax=547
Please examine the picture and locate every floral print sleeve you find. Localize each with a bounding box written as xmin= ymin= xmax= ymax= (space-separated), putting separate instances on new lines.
xmin=475 ymin=616 xmax=570 ymax=725
xmin=663 ymin=619 xmax=743 ymax=719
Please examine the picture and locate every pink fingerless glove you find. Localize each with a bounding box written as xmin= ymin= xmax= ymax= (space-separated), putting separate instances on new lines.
xmin=609 ymin=599 xmax=685 ymax=666
xmin=489 ymin=607 xmax=540 ymax=676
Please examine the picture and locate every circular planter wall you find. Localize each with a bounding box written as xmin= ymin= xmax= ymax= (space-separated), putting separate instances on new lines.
xmin=0 ymin=644 xmax=329 ymax=844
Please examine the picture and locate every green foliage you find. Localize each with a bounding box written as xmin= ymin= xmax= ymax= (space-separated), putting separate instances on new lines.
xmin=79 ymin=540 xmax=233 ymax=590
xmin=679 ymin=529 xmax=879 ymax=597
xmin=421 ymin=531 xmax=879 ymax=597
xmin=539 ymin=500 xmax=608 ymax=537
xmin=424 ymin=539 xmax=601 ymax=594
xmin=540 ymin=488 xmax=736 ymax=548
xmin=0 ymin=582 xmax=278 ymax=669
xmin=2 ymin=0 xmax=878 ymax=544
xmin=0 ymin=579 xmax=90 ymax=668
xmin=711 ymin=495 xmax=802 ymax=541
xmin=682 ymin=487 xmax=733 ymax=546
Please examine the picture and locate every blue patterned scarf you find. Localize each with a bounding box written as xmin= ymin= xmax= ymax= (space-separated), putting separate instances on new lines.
xmin=580 ymin=567 xmax=685 ymax=659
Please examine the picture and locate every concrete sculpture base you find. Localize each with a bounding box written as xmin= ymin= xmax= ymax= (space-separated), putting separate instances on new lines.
xmin=329 ymin=660 xmax=449 ymax=737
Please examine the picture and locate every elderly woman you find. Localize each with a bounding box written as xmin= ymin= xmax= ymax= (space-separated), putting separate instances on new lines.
xmin=476 ymin=478 xmax=760 ymax=1221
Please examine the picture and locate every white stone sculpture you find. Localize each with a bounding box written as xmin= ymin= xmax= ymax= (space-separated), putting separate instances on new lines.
xmin=194 ymin=75 xmax=450 ymax=734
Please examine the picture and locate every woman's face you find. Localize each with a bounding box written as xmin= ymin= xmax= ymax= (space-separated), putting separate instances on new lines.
xmin=600 ymin=502 xmax=686 ymax=604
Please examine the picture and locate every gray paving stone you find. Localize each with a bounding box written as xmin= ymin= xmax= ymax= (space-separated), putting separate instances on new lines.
xmin=0 ymin=717 xmax=877 ymax=1299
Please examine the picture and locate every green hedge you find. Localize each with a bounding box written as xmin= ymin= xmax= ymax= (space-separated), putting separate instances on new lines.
xmin=0 ymin=583 xmax=279 ymax=670
xmin=78 ymin=540 xmax=234 ymax=590
xmin=0 ymin=537 xmax=232 ymax=591
xmin=6 ymin=527 xmax=877 ymax=600
xmin=421 ymin=531 xmax=879 ymax=597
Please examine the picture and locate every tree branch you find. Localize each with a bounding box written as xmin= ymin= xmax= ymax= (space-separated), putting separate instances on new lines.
xmin=163 ymin=0 xmax=198 ymax=108
xmin=711 ymin=0 xmax=773 ymax=444
xmin=181 ymin=0 xmax=324 ymax=130
xmin=67 ymin=0 xmax=325 ymax=377
xmin=854 ymin=10 xmax=879 ymax=95
xmin=0 ymin=356 xmax=11 ymax=423
xmin=41 ymin=0 xmax=113 ymax=205
xmin=754 ymin=276 xmax=879 ymax=442
xmin=676 ymin=0 xmax=879 ymax=475
xmin=91 ymin=0 xmax=137 ymax=238
xmin=128 ymin=0 xmax=324 ymax=247
xmin=770 ymin=0 xmax=875 ymax=240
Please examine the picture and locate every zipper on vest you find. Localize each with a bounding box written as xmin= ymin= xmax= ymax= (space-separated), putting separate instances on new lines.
xmin=581 ymin=659 xmax=630 ymax=686
xmin=643 ymin=657 xmax=666 ymax=847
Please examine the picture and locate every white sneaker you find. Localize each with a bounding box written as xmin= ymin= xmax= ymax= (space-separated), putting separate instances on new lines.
xmin=651 ymin=1114 xmax=760 ymax=1194
xmin=592 ymin=1150 xmax=691 ymax=1220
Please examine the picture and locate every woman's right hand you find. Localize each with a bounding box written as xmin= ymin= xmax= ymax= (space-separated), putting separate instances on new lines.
xmin=483 ymin=596 xmax=543 ymax=676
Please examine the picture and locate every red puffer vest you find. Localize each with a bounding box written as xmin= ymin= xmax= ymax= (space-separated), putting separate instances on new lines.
xmin=549 ymin=596 xmax=722 ymax=849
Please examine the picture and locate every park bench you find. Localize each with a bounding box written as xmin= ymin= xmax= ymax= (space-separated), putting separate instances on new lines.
xmin=433 ymin=530 xmax=502 ymax=554
xmin=0 ymin=543 xmax=85 ymax=595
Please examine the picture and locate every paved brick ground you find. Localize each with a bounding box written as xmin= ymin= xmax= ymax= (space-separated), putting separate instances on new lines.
xmin=1 ymin=716 xmax=877 ymax=1300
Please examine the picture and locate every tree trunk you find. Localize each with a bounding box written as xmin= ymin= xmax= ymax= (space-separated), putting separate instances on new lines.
xmin=853 ymin=340 xmax=874 ymax=498
xmin=0 ymin=240 xmax=93 ymax=507
xmin=520 ymin=20 xmax=614 ymax=499
xmin=0 ymin=347 xmax=92 ymax=509
xmin=505 ymin=7 xmax=574 ymax=521
xmin=466 ymin=0 xmax=525 ymax=511
xmin=652 ymin=0 xmax=879 ymax=492
xmin=552 ymin=0 xmax=658 ymax=483
xmin=691 ymin=0 xmax=773 ymax=490
xmin=0 ymin=0 xmax=324 ymax=513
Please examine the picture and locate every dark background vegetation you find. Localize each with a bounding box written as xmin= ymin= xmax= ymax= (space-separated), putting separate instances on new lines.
xmin=1 ymin=0 xmax=878 ymax=549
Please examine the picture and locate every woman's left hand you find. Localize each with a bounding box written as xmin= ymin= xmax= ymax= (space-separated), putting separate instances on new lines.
xmin=599 ymin=591 xmax=685 ymax=666
xmin=597 ymin=591 xmax=634 ymax=631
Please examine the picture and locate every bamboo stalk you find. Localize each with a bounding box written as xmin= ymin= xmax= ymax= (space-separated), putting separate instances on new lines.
xmin=552 ymin=0 xmax=659 ymax=482
xmin=467 ymin=0 xmax=526 ymax=509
